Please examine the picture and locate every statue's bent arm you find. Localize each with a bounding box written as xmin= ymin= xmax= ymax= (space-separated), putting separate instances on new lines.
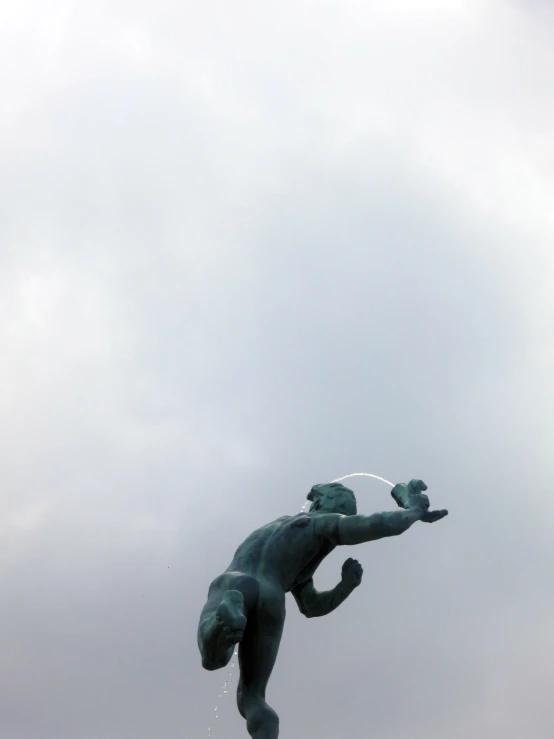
xmin=291 ymin=578 xmax=354 ymax=618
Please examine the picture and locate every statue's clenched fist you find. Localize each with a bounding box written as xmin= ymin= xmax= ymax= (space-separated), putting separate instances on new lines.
xmin=341 ymin=558 xmax=363 ymax=588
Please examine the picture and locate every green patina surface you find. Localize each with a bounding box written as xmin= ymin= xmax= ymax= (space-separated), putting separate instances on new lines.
xmin=198 ymin=479 xmax=448 ymax=738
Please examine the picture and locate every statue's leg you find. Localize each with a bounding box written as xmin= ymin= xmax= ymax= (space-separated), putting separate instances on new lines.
xmin=198 ymin=572 xmax=259 ymax=671
xmin=236 ymin=580 xmax=285 ymax=739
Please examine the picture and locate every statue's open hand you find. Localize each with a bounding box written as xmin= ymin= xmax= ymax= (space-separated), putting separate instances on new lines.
xmin=342 ymin=558 xmax=363 ymax=589
xmin=421 ymin=509 xmax=449 ymax=523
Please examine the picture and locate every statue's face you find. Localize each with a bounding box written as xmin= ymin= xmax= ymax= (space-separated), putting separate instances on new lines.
xmin=309 ymin=483 xmax=357 ymax=516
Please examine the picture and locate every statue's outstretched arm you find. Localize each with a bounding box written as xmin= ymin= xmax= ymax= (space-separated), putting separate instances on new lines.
xmin=335 ymin=480 xmax=448 ymax=546
xmin=292 ymin=558 xmax=363 ymax=618
xmin=338 ymin=508 xmax=423 ymax=545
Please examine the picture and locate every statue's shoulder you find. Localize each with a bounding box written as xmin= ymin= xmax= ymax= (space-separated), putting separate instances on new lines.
xmin=312 ymin=513 xmax=344 ymax=541
xmin=259 ymin=515 xmax=292 ymax=531
xmin=273 ymin=515 xmax=293 ymax=525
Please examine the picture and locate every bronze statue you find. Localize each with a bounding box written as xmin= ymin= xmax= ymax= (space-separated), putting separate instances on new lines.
xmin=198 ymin=479 xmax=448 ymax=738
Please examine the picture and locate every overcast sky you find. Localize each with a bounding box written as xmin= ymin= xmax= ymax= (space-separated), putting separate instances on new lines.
xmin=1 ymin=1 xmax=554 ymax=737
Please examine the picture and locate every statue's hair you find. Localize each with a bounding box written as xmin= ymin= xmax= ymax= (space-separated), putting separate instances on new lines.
xmin=307 ymin=483 xmax=357 ymax=513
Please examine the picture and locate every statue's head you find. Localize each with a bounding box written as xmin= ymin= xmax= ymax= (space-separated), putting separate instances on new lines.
xmin=307 ymin=482 xmax=357 ymax=516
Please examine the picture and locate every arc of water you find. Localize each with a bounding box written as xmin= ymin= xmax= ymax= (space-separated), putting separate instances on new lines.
xmin=331 ymin=472 xmax=394 ymax=487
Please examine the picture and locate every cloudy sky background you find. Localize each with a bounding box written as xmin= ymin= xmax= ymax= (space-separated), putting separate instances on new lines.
xmin=1 ymin=1 xmax=554 ymax=737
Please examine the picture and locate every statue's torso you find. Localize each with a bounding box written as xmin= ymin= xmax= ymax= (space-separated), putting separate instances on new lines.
xmin=226 ymin=513 xmax=337 ymax=592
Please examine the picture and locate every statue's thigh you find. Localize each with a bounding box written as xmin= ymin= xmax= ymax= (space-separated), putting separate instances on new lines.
xmin=238 ymin=581 xmax=285 ymax=694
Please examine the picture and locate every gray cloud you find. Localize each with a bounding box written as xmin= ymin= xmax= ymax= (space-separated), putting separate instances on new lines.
xmin=1 ymin=1 xmax=553 ymax=738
